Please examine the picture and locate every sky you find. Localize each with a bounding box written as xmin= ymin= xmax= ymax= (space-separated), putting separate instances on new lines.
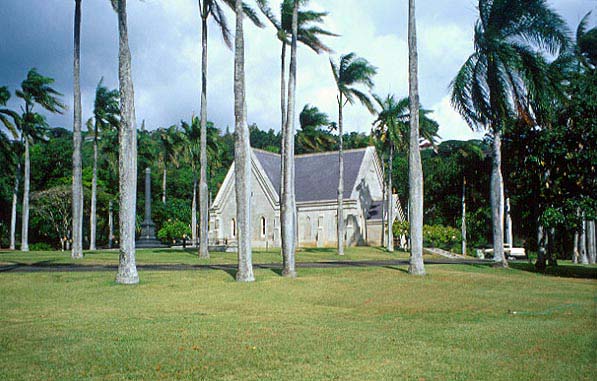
xmin=0 ymin=0 xmax=595 ymax=142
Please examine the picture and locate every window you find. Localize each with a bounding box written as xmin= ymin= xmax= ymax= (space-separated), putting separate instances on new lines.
xmin=260 ymin=217 xmax=266 ymax=237
xmin=231 ymin=218 xmax=236 ymax=238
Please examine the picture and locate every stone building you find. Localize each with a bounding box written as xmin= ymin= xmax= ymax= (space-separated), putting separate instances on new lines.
xmin=208 ymin=147 xmax=403 ymax=249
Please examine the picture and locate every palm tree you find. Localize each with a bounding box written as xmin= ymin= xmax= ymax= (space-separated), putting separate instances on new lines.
xmin=111 ymin=0 xmax=140 ymax=284
xmin=296 ymin=104 xmax=335 ymax=153
xmin=257 ymin=0 xmax=335 ymax=274
xmin=0 ymin=86 xmax=21 ymax=251
xmin=16 ymin=69 xmax=65 ymax=252
xmin=88 ymin=79 xmax=119 ymax=251
xmin=156 ymin=125 xmax=180 ymax=205
xmin=197 ymin=0 xmax=263 ymax=259
xmin=71 ymin=0 xmax=84 ymax=259
xmin=450 ymin=0 xmax=569 ymax=268
xmin=233 ymin=0 xmax=254 ymax=282
xmin=257 ymin=0 xmax=337 ymax=143
xmin=372 ymin=94 xmax=439 ymax=253
xmin=279 ymin=0 xmax=299 ymax=277
xmin=329 ymin=53 xmax=376 ymax=255
xmin=180 ymin=116 xmax=201 ymax=247
xmin=406 ymin=0 xmax=426 ymax=275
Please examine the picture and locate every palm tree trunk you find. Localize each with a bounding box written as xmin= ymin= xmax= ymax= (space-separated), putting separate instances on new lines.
xmin=162 ymin=166 xmax=166 ymax=204
xmin=380 ymin=161 xmax=385 ymax=247
xmin=21 ymin=138 xmax=30 ymax=252
xmin=536 ymin=224 xmax=547 ymax=270
xmin=9 ymin=163 xmax=20 ymax=250
xmin=234 ymin=0 xmax=254 ymax=282
xmin=588 ymin=220 xmax=596 ymax=264
xmin=281 ymin=0 xmax=298 ymax=278
xmin=490 ymin=130 xmax=507 ymax=267
xmin=547 ymin=227 xmax=557 ymax=266
xmin=89 ymin=133 xmax=98 ymax=250
xmin=461 ymin=177 xmax=466 ymax=256
xmin=279 ymin=41 xmax=287 ymax=202
xmin=71 ymin=0 xmax=84 ymax=259
xmin=198 ymin=4 xmax=210 ymax=259
xmin=192 ymin=176 xmax=197 ymax=246
xmin=108 ymin=199 xmax=114 ymax=249
xmin=387 ymin=143 xmax=394 ymax=252
xmin=505 ymin=197 xmax=513 ymax=248
xmin=407 ymin=0 xmax=424 ymax=275
xmin=579 ymin=216 xmax=588 ymax=264
xmin=337 ymin=95 xmax=345 ymax=256
xmin=115 ymin=0 xmax=139 ymax=284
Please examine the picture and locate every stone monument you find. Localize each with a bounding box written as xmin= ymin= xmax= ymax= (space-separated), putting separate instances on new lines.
xmin=136 ymin=167 xmax=167 ymax=248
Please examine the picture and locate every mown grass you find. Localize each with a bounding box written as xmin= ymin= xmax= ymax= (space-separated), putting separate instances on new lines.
xmin=0 ymin=246 xmax=415 ymax=266
xmin=0 ymin=259 xmax=595 ymax=380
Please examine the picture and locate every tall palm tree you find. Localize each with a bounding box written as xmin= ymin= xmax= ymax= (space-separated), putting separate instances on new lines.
xmin=296 ymin=104 xmax=335 ymax=153
xmin=257 ymin=0 xmax=335 ymax=273
xmin=197 ymin=0 xmax=263 ymax=259
xmin=329 ymin=53 xmax=376 ymax=255
xmin=372 ymin=93 xmax=439 ymax=253
xmin=279 ymin=0 xmax=298 ymax=277
xmin=156 ymin=125 xmax=180 ymax=205
xmin=407 ymin=0 xmax=425 ymax=275
xmin=0 ymin=86 xmax=21 ymax=251
xmin=72 ymin=0 xmax=84 ymax=259
xmin=180 ymin=116 xmax=201 ymax=247
xmin=111 ymin=0 xmax=140 ymax=284
xmin=88 ymin=79 xmax=119 ymax=251
xmin=16 ymin=69 xmax=65 ymax=252
xmin=450 ymin=0 xmax=569 ymax=268
xmin=233 ymin=0 xmax=254 ymax=282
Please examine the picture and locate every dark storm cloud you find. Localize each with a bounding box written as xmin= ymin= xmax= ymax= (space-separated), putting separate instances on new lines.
xmin=1 ymin=0 xmax=595 ymax=140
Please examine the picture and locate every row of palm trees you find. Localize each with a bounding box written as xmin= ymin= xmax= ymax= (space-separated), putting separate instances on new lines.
xmin=60 ymin=0 xmax=429 ymax=283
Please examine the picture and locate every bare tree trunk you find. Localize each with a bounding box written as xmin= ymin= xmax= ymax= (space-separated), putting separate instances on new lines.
xmin=162 ymin=166 xmax=166 ymax=204
xmin=387 ymin=143 xmax=394 ymax=252
xmin=380 ymin=161 xmax=385 ymax=247
xmin=89 ymin=132 xmax=98 ymax=250
xmin=490 ymin=131 xmax=507 ymax=267
xmin=21 ymin=139 xmax=30 ymax=252
xmin=108 ymin=199 xmax=114 ymax=249
xmin=586 ymin=220 xmax=597 ymax=264
xmin=572 ymin=226 xmax=579 ymax=264
xmin=505 ymin=197 xmax=513 ymax=248
xmin=234 ymin=0 xmax=254 ymax=282
xmin=547 ymin=227 xmax=557 ymax=266
xmin=71 ymin=0 xmax=84 ymax=259
xmin=281 ymin=0 xmax=298 ymax=277
xmin=337 ymin=95 xmax=345 ymax=256
xmin=9 ymin=163 xmax=20 ymax=250
xmin=579 ymin=216 xmax=588 ymax=264
xmin=198 ymin=3 xmax=210 ymax=259
xmin=192 ymin=177 xmax=197 ymax=246
xmin=115 ymin=0 xmax=139 ymax=284
xmin=279 ymin=41 xmax=287 ymax=204
xmin=461 ymin=177 xmax=466 ymax=256
xmin=536 ymin=224 xmax=547 ymax=270
xmin=407 ymin=0 xmax=424 ymax=275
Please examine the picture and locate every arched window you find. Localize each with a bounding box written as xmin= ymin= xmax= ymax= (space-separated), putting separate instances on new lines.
xmin=260 ymin=217 xmax=266 ymax=237
xmin=304 ymin=216 xmax=311 ymax=240
xmin=231 ymin=218 xmax=236 ymax=238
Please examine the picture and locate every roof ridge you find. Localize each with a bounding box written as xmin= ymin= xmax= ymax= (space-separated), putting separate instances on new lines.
xmin=252 ymin=148 xmax=281 ymax=156
xmin=295 ymin=146 xmax=371 ymax=158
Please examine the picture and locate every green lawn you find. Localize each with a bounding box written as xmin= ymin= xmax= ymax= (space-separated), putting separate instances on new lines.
xmin=0 ymin=252 xmax=595 ymax=380
xmin=0 ymin=246 xmax=415 ymax=266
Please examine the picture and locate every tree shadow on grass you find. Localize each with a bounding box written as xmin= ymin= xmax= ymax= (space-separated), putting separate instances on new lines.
xmin=382 ymin=265 xmax=408 ymax=273
xmin=206 ymin=265 xmax=237 ymax=280
xmin=509 ymin=262 xmax=597 ymax=280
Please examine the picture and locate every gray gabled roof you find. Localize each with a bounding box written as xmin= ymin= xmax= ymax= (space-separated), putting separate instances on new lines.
xmin=253 ymin=148 xmax=368 ymax=203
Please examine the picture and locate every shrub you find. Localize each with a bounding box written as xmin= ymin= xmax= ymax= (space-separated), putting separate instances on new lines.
xmin=393 ymin=221 xmax=462 ymax=251
xmin=29 ymin=242 xmax=55 ymax=251
xmin=157 ymin=219 xmax=191 ymax=244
